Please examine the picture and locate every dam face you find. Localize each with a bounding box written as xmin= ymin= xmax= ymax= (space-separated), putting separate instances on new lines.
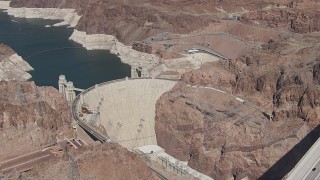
xmin=77 ymin=78 xmax=177 ymax=149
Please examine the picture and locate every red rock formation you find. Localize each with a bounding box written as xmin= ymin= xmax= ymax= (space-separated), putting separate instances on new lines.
xmin=0 ymin=81 xmax=72 ymax=161
xmin=156 ymin=34 xmax=320 ymax=179
xmin=242 ymin=7 xmax=320 ymax=33
xmin=9 ymin=0 xmax=217 ymax=44
xmin=20 ymin=144 xmax=158 ymax=180
xmin=132 ymin=42 xmax=152 ymax=54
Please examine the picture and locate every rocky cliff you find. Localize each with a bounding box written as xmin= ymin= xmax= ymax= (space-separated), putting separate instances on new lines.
xmin=3 ymin=0 xmax=320 ymax=179
xmin=20 ymin=144 xmax=158 ymax=180
xmin=0 ymin=81 xmax=72 ymax=162
xmin=155 ymin=33 xmax=320 ymax=179
xmin=0 ymin=44 xmax=157 ymax=179
xmin=0 ymin=44 xmax=33 ymax=81
xmin=0 ymin=44 xmax=71 ymax=162
xmin=9 ymin=0 xmax=217 ymax=44
xmin=242 ymin=9 xmax=320 ymax=33
xmin=9 ymin=0 xmax=319 ymax=44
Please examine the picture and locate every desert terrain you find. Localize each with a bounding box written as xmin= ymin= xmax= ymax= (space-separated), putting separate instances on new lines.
xmin=0 ymin=45 xmax=159 ymax=179
xmin=0 ymin=0 xmax=320 ymax=179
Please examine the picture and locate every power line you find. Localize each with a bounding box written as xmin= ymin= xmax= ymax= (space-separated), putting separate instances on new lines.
xmin=24 ymin=47 xmax=83 ymax=60
xmin=115 ymin=134 xmax=156 ymax=143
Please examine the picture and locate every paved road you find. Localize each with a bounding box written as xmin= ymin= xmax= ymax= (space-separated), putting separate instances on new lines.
xmin=0 ymin=138 xmax=83 ymax=176
xmin=0 ymin=149 xmax=54 ymax=175
xmin=286 ymin=136 xmax=320 ymax=180
xmin=186 ymin=84 xmax=273 ymax=120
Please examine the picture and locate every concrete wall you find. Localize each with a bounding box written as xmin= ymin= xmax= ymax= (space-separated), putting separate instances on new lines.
xmin=79 ymin=79 xmax=177 ymax=149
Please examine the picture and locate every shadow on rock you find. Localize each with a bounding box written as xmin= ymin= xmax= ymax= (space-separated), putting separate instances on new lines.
xmin=259 ymin=124 xmax=320 ymax=179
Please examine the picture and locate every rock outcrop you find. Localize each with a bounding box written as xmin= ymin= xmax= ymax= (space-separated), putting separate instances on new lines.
xmin=2 ymin=0 xmax=320 ymax=179
xmin=241 ymin=1 xmax=320 ymax=33
xmin=5 ymin=7 xmax=81 ymax=27
xmin=21 ymin=144 xmax=158 ymax=180
xmin=156 ymin=33 xmax=320 ymax=179
xmin=69 ymin=30 xmax=161 ymax=68
xmin=0 ymin=81 xmax=72 ymax=162
xmin=0 ymin=44 xmax=33 ymax=81
xmin=8 ymin=0 xmax=217 ymax=44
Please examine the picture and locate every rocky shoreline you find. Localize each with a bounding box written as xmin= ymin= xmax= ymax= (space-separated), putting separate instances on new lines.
xmin=0 ymin=3 xmax=81 ymax=27
xmin=0 ymin=1 xmax=211 ymax=74
xmin=0 ymin=53 xmax=33 ymax=81
xmin=0 ymin=1 xmax=162 ymax=70
xmin=69 ymin=30 xmax=161 ymax=69
xmin=0 ymin=44 xmax=33 ymax=81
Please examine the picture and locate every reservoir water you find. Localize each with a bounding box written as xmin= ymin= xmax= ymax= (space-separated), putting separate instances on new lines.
xmin=0 ymin=10 xmax=131 ymax=89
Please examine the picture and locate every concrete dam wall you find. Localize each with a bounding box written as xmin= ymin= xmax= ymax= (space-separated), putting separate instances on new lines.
xmin=77 ymin=78 xmax=177 ymax=149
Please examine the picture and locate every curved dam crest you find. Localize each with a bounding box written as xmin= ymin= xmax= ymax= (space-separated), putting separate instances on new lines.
xmin=74 ymin=78 xmax=177 ymax=149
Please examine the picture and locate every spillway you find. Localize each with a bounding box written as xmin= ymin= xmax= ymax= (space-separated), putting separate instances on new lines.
xmin=75 ymin=78 xmax=177 ymax=149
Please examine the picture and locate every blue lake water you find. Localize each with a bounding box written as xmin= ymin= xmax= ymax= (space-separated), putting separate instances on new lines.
xmin=0 ymin=10 xmax=130 ymax=89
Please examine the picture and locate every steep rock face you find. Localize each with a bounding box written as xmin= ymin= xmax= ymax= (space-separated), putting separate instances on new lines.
xmin=9 ymin=0 xmax=216 ymax=44
xmin=21 ymin=144 xmax=158 ymax=180
xmin=0 ymin=44 xmax=33 ymax=81
xmin=156 ymin=83 xmax=308 ymax=179
xmin=156 ymin=34 xmax=320 ymax=179
xmin=242 ymin=5 xmax=320 ymax=33
xmin=132 ymin=42 xmax=152 ymax=54
xmin=0 ymin=81 xmax=72 ymax=161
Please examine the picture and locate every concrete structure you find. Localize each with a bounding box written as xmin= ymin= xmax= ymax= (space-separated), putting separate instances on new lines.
xmin=131 ymin=66 xmax=150 ymax=78
xmin=66 ymin=81 xmax=76 ymax=102
xmin=58 ymin=75 xmax=84 ymax=102
xmin=71 ymin=78 xmax=219 ymax=179
xmin=73 ymin=78 xmax=177 ymax=149
xmin=185 ymin=48 xmax=228 ymax=60
xmin=141 ymin=67 xmax=149 ymax=77
xmin=58 ymin=75 xmax=67 ymax=95
xmin=135 ymin=145 xmax=213 ymax=180
xmin=286 ymin=136 xmax=320 ymax=180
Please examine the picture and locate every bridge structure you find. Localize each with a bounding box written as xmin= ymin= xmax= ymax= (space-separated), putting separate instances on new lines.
xmin=286 ymin=136 xmax=320 ymax=180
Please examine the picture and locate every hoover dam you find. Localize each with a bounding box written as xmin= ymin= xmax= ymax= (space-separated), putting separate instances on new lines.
xmin=73 ymin=78 xmax=177 ymax=149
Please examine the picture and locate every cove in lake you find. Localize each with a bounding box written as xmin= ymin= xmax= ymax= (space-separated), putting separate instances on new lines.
xmin=0 ymin=10 xmax=130 ymax=89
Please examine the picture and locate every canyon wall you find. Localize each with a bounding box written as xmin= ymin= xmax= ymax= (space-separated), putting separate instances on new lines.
xmin=0 ymin=44 xmax=33 ymax=81
xmin=0 ymin=44 xmax=71 ymax=162
xmin=156 ymin=33 xmax=320 ymax=179
xmin=0 ymin=1 xmax=162 ymax=68
xmin=5 ymin=8 xmax=81 ymax=27
xmin=0 ymin=81 xmax=72 ymax=162
xmin=20 ymin=144 xmax=158 ymax=180
xmin=69 ymin=30 xmax=161 ymax=68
